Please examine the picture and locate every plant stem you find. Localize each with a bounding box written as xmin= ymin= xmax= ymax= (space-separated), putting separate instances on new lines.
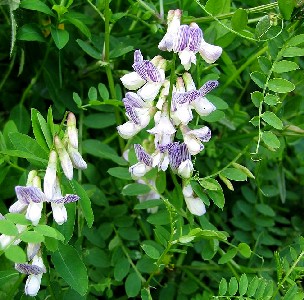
xmin=104 ymin=0 xmax=125 ymax=154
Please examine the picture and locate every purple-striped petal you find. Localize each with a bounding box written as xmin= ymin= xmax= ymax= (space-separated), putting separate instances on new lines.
xmin=134 ymin=144 xmax=153 ymax=167
xmin=174 ymin=25 xmax=190 ymax=52
xmin=15 ymin=186 xmax=46 ymax=204
xmin=189 ymin=25 xmax=203 ymax=52
xmin=199 ymin=80 xmax=219 ymax=97
xmin=168 ymin=142 xmax=191 ymax=170
xmin=134 ymin=49 xmax=144 ymax=64
xmin=133 ymin=60 xmax=161 ymax=82
xmin=15 ymin=263 xmax=45 ymax=275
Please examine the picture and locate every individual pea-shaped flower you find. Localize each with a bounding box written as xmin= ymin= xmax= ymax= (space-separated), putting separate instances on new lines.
xmin=181 ymin=125 xmax=212 ymax=155
xmin=65 ymin=113 xmax=87 ymax=170
xmin=182 ymin=184 xmax=206 ymax=216
xmin=168 ymin=142 xmax=193 ymax=179
xmin=43 ymin=150 xmax=57 ymax=200
xmin=47 ymin=177 xmax=79 ymax=225
xmin=129 ymin=144 xmax=153 ymax=179
xmin=10 ymin=175 xmax=46 ymax=226
xmin=121 ymin=50 xmax=166 ymax=102
xmin=147 ymin=108 xmax=176 ymax=149
xmin=15 ymin=255 xmax=46 ymax=297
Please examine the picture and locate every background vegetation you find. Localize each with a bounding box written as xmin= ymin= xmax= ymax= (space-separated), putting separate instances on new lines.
xmin=0 ymin=0 xmax=303 ymax=299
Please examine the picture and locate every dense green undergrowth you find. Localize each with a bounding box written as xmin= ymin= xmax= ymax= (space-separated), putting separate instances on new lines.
xmin=0 ymin=0 xmax=303 ymax=299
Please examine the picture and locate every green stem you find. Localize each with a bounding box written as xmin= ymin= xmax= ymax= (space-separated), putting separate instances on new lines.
xmin=86 ymin=0 xmax=105 ymax=21
xmin=167 ymin=53 xmax=177 ymax=116
xmin=104 ymin=0 xmax=125 ymax=154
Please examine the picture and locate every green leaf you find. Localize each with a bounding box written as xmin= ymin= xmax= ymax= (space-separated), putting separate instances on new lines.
xmin=247 ymin=277 xmax=259 ymax=297
xmin=238 ymin=243 xmax=251 ymax=258
xmin=200 ymin=110 xmax=225 ymax=122
xmin=255 ymin=16 xmax=271 ymax=40
xmin=199 ymin=178 xmax=221 ymax=191
xmin=287 ymin=34 xmax=304 ymax=46
xmin=35 ymin=225 xmax=64 ymax=241
xmin=20 ymin=0 xmax=55 ymax=16
xmin=17 ymin=24 xmax=46 ymax=42
xmin=10 ymin=104 xmax=31 ymax=134
xmin=141 ymin=244 xmax=160 ymax=260
xmin=63 ymin=13 xmax=91 ymax=38
xmin=88 ymin=87 xmax=97 ymax=101
xmin=282 ymin=47 xmax=304 ymax=57
xmin=251 ymin=91 xmax=264 ymax=108
xmin=51 ymin=27 xmax=69 ymax=50
xmin=239 ymin=274 xmax=248 ymax=296
xmin=73 ymin=92 xmax=82 ymax=107
xmin=231 ymin=8 xmax=248 ymax=31
xmin=207 ymin=190 xmax=225 ymax=209
xmin=218 ymin=248 xmax=238 ymax=264
xmin=250 ymin=71 xmax=266 ymax=88
xmin=71 ymin=180 xmax=94 ymax=228
xmin=0 ymin=271 xmax=19 ymax=286
xmin=110 ymin=45 xmax=133 ymax=58
xmin=83 ymin=113 xmax=116 ymax=129
xmin=261 ymin=112 xmax=283 ymax=129
xmin=228 ymin=277 xmax=238 ymax=296
xmin=125 ymin=272 xmax=141 ymax=298
xmin=9 ymin=132 xmax=48 ymax=161
xmin=262 ymin=131 xmax=280 ymax=149
xmin=31 ymin=108 xmax=49 ymax=152
xmin=76 ymin=39 xmax=101 ymax=60
xmin=256 ymin=203 xmax=275 ymax=217
xmin=4 ymin=245 xmax=27 ymax=263
xmin=5 ymin=213 xmax=31 ymax=225
xmin=190 ymin=181 xmax=210 ymax=205
xmin=258 ymin=56 xmax=272 ymax=74
xmin=205 ymin=0 xmax=231 ymax=15
xmin=83 ymin=139 xmax=127 ymax=166
xmin=56 ymin=202 xmax=76 ymax=243
xmin=273 ymin=60 xmax=299 ymax=73
xmin=114 ymin=257 xmax=130 ymax=281
xmin=98 ymin=83 xmax=109 ymax=100
xmin=134 ymin=199 xmax=162 ymax=210
xmin=19 ymin=231 xmax=44 ymax=243
xmin=278 ymin=0 xmax=295 ymax=20
xmin=0 ymin=149 xmax=48 ymax=166
xmin=52 ymin=243 xmax=88 ymax=296
xmin=107 ymin=167 xmax=132 ymax=180
xmin=264 ymin=94 xmax=280 ymax=106
xmin=0 ymin=219 xmax=18 ymax=235
xmin=221 ymin=168 xmax=247 ymax=181
xmin=122 ymin=183 xmax=150 ymax=196
xmin=147 ymin=210 xmax=170 ymax=225
xmin=218 ymin=278 xmax=228 ymax=296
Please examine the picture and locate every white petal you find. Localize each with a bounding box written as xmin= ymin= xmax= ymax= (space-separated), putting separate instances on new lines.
xmin=178 ymin=49 xmax=196 ymax=71
xmin=137 ymin=82 xmax=162 ymax=102
xmin=51 ymin=203 xmax=67 ymax=225
xmin=9 ymin=201 xmax=27 ymax=213
xmin=25 ymin=274 xmax=42 ymax=296
xmin=182 ymin=184 xmax=193 ymax=198
xmin=26 ymin=202 xmax=43 ymax=226
xmin=27 ymin=243 xmax=41 ymax=261
xmin=172 ymin=105 xmax=193 ymax=125
xmin=117 ymin=121 xmax=141 ymax=139
xmin=67 ymin=145 xmax=87 ymax=170
xmin=160 ymin=154 xmax=170 ymax=171
xmin=121 ymin=72 xmax=146 ymax=90
xmin=191 ymin=97 xmax=216 ymax=116
xmin=178 ymin=159 xmax=193 ymax=179
xmin=185 ymin=197 xmax=206 ymax=216
xmin=184 ymin=135 xmax=203 ymax=155
xmin=67 ymin=112 xmax=78 ymax=149
xmin=134 ymin=107 xmax=151 ymax=127
xmin=129 ymin=162 xmax=150 ymax=179
xmin=55 ymin=136 xmax=73 ymax=180
xmin=0 ymin=235 xmax=14 ymax=250
xmin=44 ymin=150 xmax=57 ymax=200
xmin=199 ymin=40 xmax=222 ymax=64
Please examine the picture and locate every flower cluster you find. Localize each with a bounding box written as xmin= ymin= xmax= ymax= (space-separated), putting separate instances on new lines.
xmin=117 ymin=10 xmax=222 ymax=216
xmin=0 ymin=112 xmax=87 ymax=296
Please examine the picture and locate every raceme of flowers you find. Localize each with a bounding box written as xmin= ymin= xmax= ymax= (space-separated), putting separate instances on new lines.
xmin=117 ymin=10 xmax=222 ymax=216
xmin=0 ymin=112 xmax=87 ymax=297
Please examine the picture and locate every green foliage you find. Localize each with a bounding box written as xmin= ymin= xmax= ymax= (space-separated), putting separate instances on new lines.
xmin=0 ymin=0 xmax=303 ymax=299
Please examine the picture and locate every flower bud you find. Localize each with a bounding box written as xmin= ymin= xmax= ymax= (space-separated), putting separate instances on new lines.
xmin=67 ymin=112 xmax=78 ymax=149
xmin=44 ymin=150 xmax=57 ymax=200
xmin=54 ymin=135 xmax=73 ymax=180
xmin=178 ymin=159 xmax=193 ymax=179
xmin=51 ymin=203 xmax=67 ymax=225
xmin=67 ymin=144 xmax=87 ymax=170
xmin=117 ymin=121 xmax=141 ymax=139
xmin=26 ymin=170 xmax=38 ymax=186
xmin=184 ymin=196 xmax=206 ymax=216
xmin=129 ymin=162 xmax=150 ymax=179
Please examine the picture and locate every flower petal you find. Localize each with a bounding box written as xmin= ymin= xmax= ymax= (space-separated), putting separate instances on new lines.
xmin=15 ymin=186 xmax=46 ymax=204
xmin=134 ymin=144 xmax=153 ymax=166
xmin=117 ymin=121 xmax=142 ymax=139
xmin=120 ymin=72 xmax=146 ymax=90
xmin=199 ymin=40 xmax=222 ymax=64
